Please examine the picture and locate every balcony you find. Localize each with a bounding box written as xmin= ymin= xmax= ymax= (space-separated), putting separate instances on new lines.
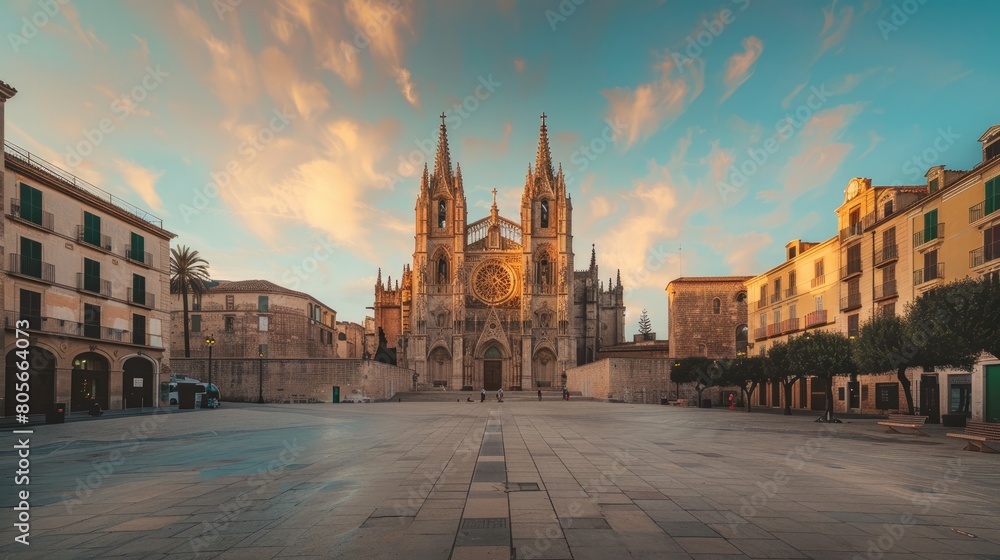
xmin=970 ymin=241 xmax=1000 ymax=269
xmin=8 ymin=198 xmax=54 ymax=231
xmin=780 ymin=317 xmax=800 ymax=334
xmin=912 ymin=223 xmax=945 ymax=248
xmin=755 ymin=299 xmax=767 ymax=310
xmin=125 ymin=245 xmax=153 ymax=267
xmin=804 ymin=309 xmax=828 ymax=328
xmin=770 ymin=293 xmax=782 ymax=304
xmin=811 ymin=274 xmax=826 ymax=288
xmin=969 ymin=200 xmax=999 ymax=224
xmin=784 ymin=286 xmax=797 ymax=298
xmin=753 ymin=326 xmax=767 ymax=341
xmin=839 ymin=222 xmax=863 ymax=242
xmin=766 ymin=324 xmax=780 ymax=337
xmin=3 ymin=310 xmax=126 ymax=342
xmin=77 ymin=273 xmax=112 ymax=297
xmin=840 ymin=260 xmax=862 ymax=280
xmin=874 ymin=243 xmax=898 ymax=267
xmin=128 ymin=288 xmax=156 ymax=308
xmin=840 ymin=292 xmax=862 ymax=311
xmin=9 ymin=254 xmax=55 ymax=283
xmin=76 ymin=225 xmax=112 ymax=251
xmin=874 ymin=280 xmax=898 ymax=301
xmin=913 ymin=262 xmax=945 ymax=286
xmin=860 ymin=212 xmax=877 ymax=231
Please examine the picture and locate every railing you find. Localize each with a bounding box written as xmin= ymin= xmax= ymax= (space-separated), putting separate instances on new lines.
xmin=969 ymin=240 xmax=1000 ymax=269
xmin=76 ymin=225 xmax=113 ymax=251
xmin=125 ymin=245 xmax=153 ymax=267
xmin=912 ymin=223 xmax=945 ymax=248
xmin=804 ymin=309 xmax=827 ymax=328
xmin=466 ymin=215 xmax=522 ymax=246
xmin=784 ymin=286 xmax=797 ymax=298
xmin=913 ymin=262 xmax=945 ymax=286
xmin=874 ymin=280 xmax=897 ymax=300
xmin=3 ymin=310 xmax=126 ymax=342
xmin=839 ymin=222 xmax=863 ymax=242
xmin=840 ymin=260 xmax=862 ymax=280
xmin=753 ymin=326 xmax=767 ymax=341
xmin=128 ymin=288 xmax=155 ymax=308
xmin=77 ymin=273 xmax=112 ymax=297
xmin=874 ymin=243 xmax=898 ymax=266
xmin=4 ymin=140 xmax=164 ymax=228
xmin=780 ymin=317 xmax=800 ymax=334
xmin=811 ymin=274 xmax=826 ymax=288
xmin=840 ymin=292 xmax=861 ymax=311
xmin=8 ymin=198 xmax=54 ymax=231
xmin=9 ymin=253 xmax=55 ymax=283
xmin=770 ymin=293 xmax=782 ymax=304
xmin=755 ymin=299 xmax=767 ymax=310
xmin=969 ymin=200 xmax=998 ymax=223
xmin=766 ymin=324 xmax=780 ymax=337
xmin=861 ymin=212 xmax=877 ymax=231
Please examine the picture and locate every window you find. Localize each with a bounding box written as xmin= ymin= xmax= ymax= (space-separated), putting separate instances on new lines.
xmin=773 ymin=278 xmax=781 ymax=299
xmin=191 ymin=315 xmax=202 ymax=332
xmin=83 ymin=211 xmax=102 ymax=246
xmin=338 ymin=332 xmax=347 ymax=341
xmin=788 ymin=270 xmax=796 ymax=293
xmin=987 ymin=140 xmax=1000 ymax=161
xmin=259 ymin=315 xmax=269 ymax=332
xmin=314 ymin=305 xmax=321 ymax=322
xmin=438 ymin=199 xmax=446 ymax=228
xmin=19 ymin=237 xmax=42 ymax=278
xmin=437 ymin=258 xmax=449 ymax=284
xmin=883 ymin=200 xmax=894 ymax=217
xmin=847 ymin=314 xmax=860 ymax=338
xmin=847 ymin=243 xmax=861 ymax=273
xmin=924 ymin=250 xmax=939 ymax=280
xmin=224 ymin=316 xmax=235 ymax=332
xmin=882 ymin=227 xmax=897 ymax=260
xmin=849 ymin=207 xmax=860 ymax=227
xmin=986 ymin=177 xmax=1000 ymax=217
xmin=815 ymin=296 xmax=823 ymax=311
xmin=923 ymin=209 xmax=939 ymax=243
xmin=759 ymin=285 xmax=767 ymax=303
xmin=929 ymin=178 xmax=939 ymax=194
xmin=787 ymin=246 xmax=796 ymax=260
xmin=84 ymin=303 xmax=101 ymax=339
xmin=758 ymin=314 xmax=766 ymax=329
xmin=192 ymin=293 xmax=201 ymax=311
xmin=129 ymin=232 xmax=145 ymax=263
xmin=19 ymin=289 xmax=41 ymax=330
xmin=789 ymin=303 xmax=797 ymax=319
xmin=83 ymin=258 xmax=101 ymax=293
xmin=736 ymin=324 xmax=748 ymax=354
xmin=773 ymin=309 xmax=781 ymax=326
xmin=132 ymin=314 xmax=146 ymax=345
xmin=540 ymin=199 xmax=549 ymax=228
xmin=132 ymin=274 xmax=146 ymax=306
xmin=814 ymin=259 xmax=824 ymax=279
xmin=712 ymin=298 xmax=721 ymax=314
xmin=19 ymin=183 xmax=43 ymax=225
xmin=258 ymin=295 xmax=269 ymax=312
xmin=226 ymin=295 xmax=234 ymax=310
xmin=847 ymin=277 xmax=860 ymax=295
xmin=985 ymin=224 xmax=1000 ymax=263
xmin=880 ymin=302 xmax=896 ymax=317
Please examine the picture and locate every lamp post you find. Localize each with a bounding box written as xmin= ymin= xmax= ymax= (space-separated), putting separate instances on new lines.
xmin=673 ymin=361 xmax=681 ymax=399
xmin=258 ymin=350 xmax=265 ymax=404
xmin=205 ymin=336 xmax=216 ymax=389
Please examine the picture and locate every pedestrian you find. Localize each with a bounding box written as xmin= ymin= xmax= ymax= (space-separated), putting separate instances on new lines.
xmin=497 ymin=388 xmax=504 ymax=402
xmin=481 ymin=388 xmax=486 ymax=402
xmin=728 ymin=393 xmax=735 ymax=411
xmin=538 ymin=389 xmax=542 ymax=401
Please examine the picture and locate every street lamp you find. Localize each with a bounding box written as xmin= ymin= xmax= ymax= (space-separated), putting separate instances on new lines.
xmin=205 ymin=336 xmax=216 ymax=391
xmin=258 ymin=350 xmax=265 ymax=404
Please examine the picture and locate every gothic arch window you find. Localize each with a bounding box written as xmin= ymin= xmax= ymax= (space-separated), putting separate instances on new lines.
xmin=736 ymin=324 xmax=748 ymax=355
xmin=537 ymin=259 xmax=551 ymax=285
xmin=735 ymin=291 xmax=747 ymax=303
xmin=437 ymin=199 xmax=446 ymax=228
xmin=437 ymin=257 xmax=449 ymax=285
xmin=540 ymin=199 xmax=549 ymax=228
xmin=712 ymin=298 xmax=721 ymax=314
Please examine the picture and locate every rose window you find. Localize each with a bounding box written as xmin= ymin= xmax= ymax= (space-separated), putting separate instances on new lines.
xmin=471 ymin=260 xmax=516 ymax=304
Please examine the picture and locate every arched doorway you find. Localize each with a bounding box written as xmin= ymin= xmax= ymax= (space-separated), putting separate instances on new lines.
xmin=71 ymin=352 xmax=109 ymax=412
xmin=428 ymin=347 xmax=452 ymax=388
xmin=5 ymin=348 xmax=56 ymax=417
xmin=122 ymin=357 xmax=154 ymax=408
xmin=483 ymin=345 xmax=502 ymax=391
xmin=533 ymin=348 xmax=556 ymax=388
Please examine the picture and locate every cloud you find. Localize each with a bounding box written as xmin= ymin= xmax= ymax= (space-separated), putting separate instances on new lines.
xmin=589 ymin=195 xmax=616 ymax=221
xmin=114 ymin=158 xmax=164 ymax=212
xmin=704 ymin=230 xmax=773 ymax=275
xmin=63 ymin=3 xmax=108 ymax=51
xmin=601 ymin=53 xmax=704 ymax=152
xmin=344 ymin=0 xmax=420 ymax=106
xmin=463 ymin=121 xmax=513 ymax=157
xmin=721 ymin=36 xmax=764 ymax=102
xmin=513 ymin=57 xmax=526 ymax=73
xmin=818 ymin=0 xmax=854 ymax=58
xmin=393 ymin=65 xmax=420 ymax=108
xmin=858 ymin=130 xmax=884 ymax=159
xmin=131 ymin=34 xmax=150 ymax=64
xmin=781 ymin=79 xmax=809 ymax=110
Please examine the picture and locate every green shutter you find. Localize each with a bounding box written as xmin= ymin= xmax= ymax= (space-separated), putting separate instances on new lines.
xmin=19 ymin=183 xmax=42 ymax=225
xmin=987 ymin=178 xmax=998 ymax=216
xmin=924 ymin=210 xmax=938 ymax=243
xmin=84 ymin=212 xmax=101 ymax=246
xmin=130 ymin=232 xmax=145 ymax=262
xmin=84 ymin=258 xmax=101 ymax=292
xmin=132 ymin=274 xmax=146 ymax=305
xmin=19 ymin=237 xmax=41 ymax=278
xmin=192 ymin=315 xmax=201 ymax=332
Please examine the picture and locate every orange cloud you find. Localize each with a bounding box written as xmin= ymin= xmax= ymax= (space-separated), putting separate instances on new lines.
xmin=721 ymin=36 xmax=763 ymax=102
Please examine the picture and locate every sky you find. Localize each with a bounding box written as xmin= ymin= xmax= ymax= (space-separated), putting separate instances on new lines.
xmin=2 ymin=0 xmax=998 ymax=338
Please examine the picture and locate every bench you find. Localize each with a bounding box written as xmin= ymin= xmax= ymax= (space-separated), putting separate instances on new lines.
xmin=666 ymin=398 xmax=688 ymax=407
xmin=877 ymin=414 xmax=929 ymax=436
xmin=946 ymin=421 xmax=1000 ymax=453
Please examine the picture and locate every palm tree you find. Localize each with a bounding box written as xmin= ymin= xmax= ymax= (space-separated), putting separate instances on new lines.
xmin=170 ymin=245 xmax=211 ymax=357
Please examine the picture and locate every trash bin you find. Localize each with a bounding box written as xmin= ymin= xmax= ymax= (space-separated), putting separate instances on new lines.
xmin=47 ymin=403 xmax=67 ymax=424
xmin=88 ymin=400 xmax=103 ymax=417
xmin=701 ymin=398 xmax=712 ymax=408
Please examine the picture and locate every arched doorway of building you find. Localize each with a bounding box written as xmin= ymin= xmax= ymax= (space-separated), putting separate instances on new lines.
xmin=533 ymin=348 xmax=556 ymax=388
xmin=5 ymin=347 xmax=56 ymax=417
xmin=483 ymin=345 xmax=503 ymax=391
xmin=71 ymin=352 xmax=109 ymax=412
xmin=122 ymin=356 xmax=154 ymax=409
xmin=428 ymin=347 xmax=452 ymax=388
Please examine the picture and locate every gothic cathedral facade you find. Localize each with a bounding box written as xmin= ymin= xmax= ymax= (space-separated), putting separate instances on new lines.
xmin=374 ymin=116 xmax=625 ymax=391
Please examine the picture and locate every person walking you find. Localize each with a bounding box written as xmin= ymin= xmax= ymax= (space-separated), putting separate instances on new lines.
xmin=497 ymin=388 xmax=504 ymax=402
xmin=481 ymin=388 xmax=486 ymax=402
xmin=538 ymin=389 xmax=542 ymax=401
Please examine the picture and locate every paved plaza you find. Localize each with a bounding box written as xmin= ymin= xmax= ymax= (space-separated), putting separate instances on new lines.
xmin=1 ymin=401 xmax=999 ymax=559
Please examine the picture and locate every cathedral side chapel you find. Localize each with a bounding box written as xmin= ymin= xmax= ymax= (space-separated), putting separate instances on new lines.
xmin=374 ymin=114 xmax=625 ymax=391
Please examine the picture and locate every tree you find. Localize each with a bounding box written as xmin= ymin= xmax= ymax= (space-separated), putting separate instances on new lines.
xmin=854 ymin=313 xmax=914 ymax=413
xmin=638 ymin=309 xmax=652 ymax=339
xmin=670 ymin=357 xmax=719 ymax=406
xmin=170 ymin=246 xmax=211 ymax=358
xmin=763 ymin=341 xmax=798 ymax=415
xmin=723 ymin=356 xmax=767 ymax=412
xmin=787 ymin=331 xmax=853 ymax=422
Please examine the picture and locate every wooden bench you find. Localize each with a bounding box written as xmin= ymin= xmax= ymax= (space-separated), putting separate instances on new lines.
xmin=666 ymin=398 xmax=688 ymax=407
xmin=946 ymin=421 xmax=1000 ymax=453
xmin=877 ymin=414 xmax=929 ymax=436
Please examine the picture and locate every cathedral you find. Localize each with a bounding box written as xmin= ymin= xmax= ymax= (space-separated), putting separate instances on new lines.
xmin=373 ymin=115 xmax=626 ymax=391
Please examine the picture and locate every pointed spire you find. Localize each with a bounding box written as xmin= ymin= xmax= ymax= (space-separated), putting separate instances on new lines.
xmin=522 ymin=163 xmax=534 ymax=200
xmin=376 ymin=267 xmax=382 ymax=290
xmin=420 ymin=163 xmax=429 ymax=195
xmin=387 ymin=275 xmax=392 ymax=291
xmin=590 ymin=243 xmax=597 ymax=270
xmin=616 ymin=269 xmax=621 ymax=288
xmin=455 ymin=163 xmax=464 ymax=194
xmin=433 ymin=112 xmax=453 ymax=188
xmin=535 ymin=113 xmax=554 ymax=181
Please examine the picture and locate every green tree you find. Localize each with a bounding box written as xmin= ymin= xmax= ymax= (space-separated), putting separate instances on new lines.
xmin=723 ymin=356 xmax=767 ymax=412
xmin=170 ymin=245 xmax=211 ymax=358
xmin=787 ymin=331 xmax=853 ymax=422
xmin=670 ymin=357 xmax=719 ymax=406
xmin=854 ymin=313 xmax=915 ymax=413
xmin=763 ymin=341 xmax=798 ymax=415
xmin=638 ymin=309 xmax=652 ymax=338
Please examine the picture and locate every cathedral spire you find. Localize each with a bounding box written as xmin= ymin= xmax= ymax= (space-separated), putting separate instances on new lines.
xmin=590 ymin=244 xmax=597 ymax=270
xmin=616 ymin=269 xmax=621 ymax=288
xmin=433 ymin=113 xmax=453 ymax=188
xmin=420 ymin=163 xmax=429 ymax=196
xmin=376 ymin=267 xmax=382 ymax=290
xmin=534 ymin=113 xmax=554 ymax=181
xmin=455 ymin=163 xmax=464 ymax=195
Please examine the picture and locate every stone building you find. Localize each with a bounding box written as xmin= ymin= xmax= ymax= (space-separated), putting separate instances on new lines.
xmin=2 ymin=78 xmax=175 ymax=415
xmin=373 ymin=115 xmax=626 ymax=391
xmin=171 ymin=279 xmax=337 ymax=360
xmin=666 ymin=276 xmax=750 ymax=359
xmin=335 ymin=320 xmax=366 ymax=358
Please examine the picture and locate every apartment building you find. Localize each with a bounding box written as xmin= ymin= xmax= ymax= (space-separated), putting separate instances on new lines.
xmin=2 ymin=129 xmax=174 ymax=414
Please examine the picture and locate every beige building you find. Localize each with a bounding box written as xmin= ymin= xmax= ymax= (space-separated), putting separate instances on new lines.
xmin=335 ymin=320 xmax=366 ymax=358
xmin=171 ymin=279 xmax=338 ymax=361
xmin=2 ymin=81 xmax=174 ymax=415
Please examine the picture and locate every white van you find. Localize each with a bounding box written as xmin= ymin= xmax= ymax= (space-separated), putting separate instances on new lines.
xmin=162 ymin=375 xmax=212 ymax=405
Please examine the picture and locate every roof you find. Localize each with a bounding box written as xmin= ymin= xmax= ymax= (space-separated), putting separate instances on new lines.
xmin=979 ymin=124 xmax=1000 ymax=143
xmin=208 ymin=279 xmax=317 ymax=301
xmin=667 ymin=276 xmax=753 ymax=284
xmin=0 ymin=79 xmax=16 ymax=98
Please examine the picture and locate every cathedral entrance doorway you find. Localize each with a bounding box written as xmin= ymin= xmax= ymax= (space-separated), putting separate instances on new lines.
xmin=484 ymin=361 xmax=502 ymax=391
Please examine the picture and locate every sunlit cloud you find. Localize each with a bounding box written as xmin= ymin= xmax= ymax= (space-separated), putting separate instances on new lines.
xmin=721 ymin=36 xmax=764 ymax=102
xmin=114 ymin=158 xmax=165 ymax=212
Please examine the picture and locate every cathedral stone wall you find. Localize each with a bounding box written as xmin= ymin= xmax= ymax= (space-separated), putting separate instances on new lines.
xmin=567 ymin=357 xmax=732 ymax=405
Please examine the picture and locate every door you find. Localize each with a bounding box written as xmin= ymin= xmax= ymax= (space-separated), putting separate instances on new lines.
xmin=484 ymin=361 xmax=502 ymax=391
xmin=920 ymin=375 xmax=940 ymax=424
xmin=122 ymin=357 xmax=153 ymax=409
xmin=848 ymin=381 xmax=860 ymax=409
xmin=810 ymin=378 xmax=826 ymax=411
xmin=986 ymin=365 xmax=1000 ymax=423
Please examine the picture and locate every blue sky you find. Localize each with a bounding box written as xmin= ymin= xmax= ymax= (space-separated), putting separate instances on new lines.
xmin=2 ymin=0 xmax=997 ymax=337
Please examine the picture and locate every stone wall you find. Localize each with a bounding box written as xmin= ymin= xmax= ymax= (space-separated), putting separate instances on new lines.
xmin=667 ymin=277 xmax=749 ymax=359
xmin=170 ymin=358 xmax=413 ymax=403
xmin=567 ymin=358 xmax=732 ymax=405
